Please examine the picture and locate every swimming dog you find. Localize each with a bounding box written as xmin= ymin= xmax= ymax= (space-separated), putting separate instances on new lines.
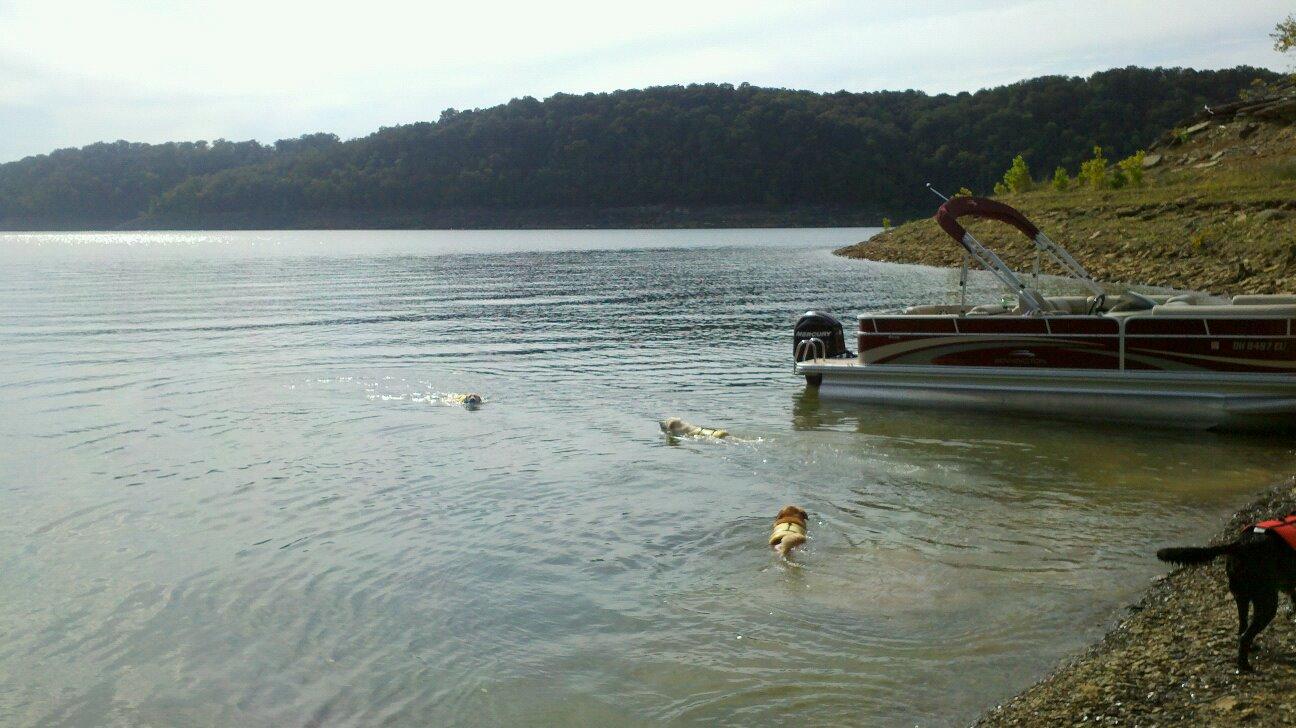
xmin=1157 ymin=514 xmax=1296 ymax=671
xmin=660 ymin=417 xmax=728 ymax=439
xmin=446 ymin=393 xmax=483 ymax=408
xmin=769 ymin=505 xmax=809 ymax=558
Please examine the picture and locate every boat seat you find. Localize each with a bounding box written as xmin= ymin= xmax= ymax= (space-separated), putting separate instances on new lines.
xmin=1232 ymin=295 xmax=1296 ymax=306
xmin=1152 ymin=303 xmax=1296 ymax=317
xmin=904 ymin=304 xmax=969 ymax=315
xmin=1108 ymin=291 xmax=1158 ymax=313
xmin=1043 ymin=296 xmax=1092 ymax=314
xmin=966 ymin=304 xmax=1008 ymax=316
xmin=1160 ymin=293 xmax=1231 ymax=306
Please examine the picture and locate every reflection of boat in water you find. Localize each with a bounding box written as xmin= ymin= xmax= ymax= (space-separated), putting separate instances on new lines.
xmin=794 ymin=197 xmax=1296 ymax=431
xmin=788 ymin=389 xmax=1290 ymax=490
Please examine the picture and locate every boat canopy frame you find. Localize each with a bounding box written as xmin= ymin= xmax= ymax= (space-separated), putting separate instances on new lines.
xmin=933 ymin=196 xmax=1105 ymax=312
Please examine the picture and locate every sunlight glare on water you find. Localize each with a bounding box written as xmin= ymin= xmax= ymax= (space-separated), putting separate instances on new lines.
xmin=0 ymin=229 xmax=1291 ymax=726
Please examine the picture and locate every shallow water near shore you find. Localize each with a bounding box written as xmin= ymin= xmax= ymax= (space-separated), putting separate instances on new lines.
xmin=1 ymin=228 xmax=1292 ymax=727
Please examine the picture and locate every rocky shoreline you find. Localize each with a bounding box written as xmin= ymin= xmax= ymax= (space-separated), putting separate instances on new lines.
xmin=833 ymin=190 xmax=1296 ymax=296
xmin=976 ymin=478 xmax=1296 ymax=727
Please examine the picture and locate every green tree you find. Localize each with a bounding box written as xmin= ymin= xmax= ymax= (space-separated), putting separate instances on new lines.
xmin=881 ymin=217 xmax=891 ymax=229
xmin=1273 ymin=14 xmax=1296 ymax=54
xmin=993 ymin=182 xmax=1008 ymax=196
xmin=1117 ymin=150 xmax=1146 ymax=187
xmin=1079 ymin=146 xmax=1109 ymax=189
xmin=1001 ymin=154 xmax=1033 ymax=193
xmin=1051 ymin=166 xmax=1070 ymax=191
xmin=0 ymin=67 xmax=1278 ymax=228
xmin=1276 ymin=14 xmax=1296 ymax=78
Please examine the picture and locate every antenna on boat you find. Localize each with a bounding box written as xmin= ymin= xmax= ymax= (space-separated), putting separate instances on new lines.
xmin=928 ymin=184 xmax=971 ymax=309
xmin=958 ymin=254 xmax=968 ymax=309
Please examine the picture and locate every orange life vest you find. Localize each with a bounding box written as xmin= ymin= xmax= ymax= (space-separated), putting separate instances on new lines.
xmin=1249 ymin=514 xmax=1296 ymax=550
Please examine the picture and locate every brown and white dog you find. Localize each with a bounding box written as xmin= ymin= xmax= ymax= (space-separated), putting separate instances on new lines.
xmin=446 ymin=393 xmax=483 ymax=408
xmin=769 ymin=505 xmax=809 ymax=558
xmin=660 ymin=417 xmax=728 ymax=439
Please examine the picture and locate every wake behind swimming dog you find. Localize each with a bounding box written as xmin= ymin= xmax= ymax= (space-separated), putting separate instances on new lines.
xmin=660 ymin=417 xmax=728 ymax=440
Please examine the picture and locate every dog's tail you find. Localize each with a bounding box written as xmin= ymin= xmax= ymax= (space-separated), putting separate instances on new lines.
xmin=1156 ymin=542 xmax=1236 ymax=565
xmin=775 ymin=533 xmax=807 ymax=558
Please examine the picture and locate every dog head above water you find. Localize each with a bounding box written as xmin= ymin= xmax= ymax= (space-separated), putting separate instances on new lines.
xmin=660 ymin=417 xmax=687 ymax=435
xmin=462 ymin=393 xmax=483 ymax=406
xmin=774 ymin=505 xmax=808 ymax=524
xmin=659 ymin=417 xmax=728 ymax=439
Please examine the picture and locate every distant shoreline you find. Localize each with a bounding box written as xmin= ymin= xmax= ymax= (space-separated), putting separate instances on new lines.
xmin=0 ymin=204 xmax=889 ymax=233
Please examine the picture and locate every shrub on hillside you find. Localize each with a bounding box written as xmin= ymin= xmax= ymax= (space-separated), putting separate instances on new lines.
xmin=1117 ymin=151 xmax=1146 ymax=188
xmin=1000 ymin=155 xmax=1034 ymax=193
xmin=1051 ymin=166 xmax=1070 ymax=191
xmin=1079 ymin=146 xmax=1109 ymax=189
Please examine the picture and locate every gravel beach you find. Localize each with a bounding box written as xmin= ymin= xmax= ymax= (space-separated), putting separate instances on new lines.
xmin=977 ymin=478 xmax=1296 ymax=727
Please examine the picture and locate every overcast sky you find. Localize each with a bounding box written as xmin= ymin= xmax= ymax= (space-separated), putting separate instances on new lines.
xmin=1 ymin=0 xmax=1291 ymax=162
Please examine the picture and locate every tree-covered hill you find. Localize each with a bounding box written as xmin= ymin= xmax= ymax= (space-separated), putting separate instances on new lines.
xmin=0 ymin=66 xmax=1279 ymax=229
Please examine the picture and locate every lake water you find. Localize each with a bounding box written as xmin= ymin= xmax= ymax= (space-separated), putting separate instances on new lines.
xmin=1 ymin=229 xmax=1291 ymax=727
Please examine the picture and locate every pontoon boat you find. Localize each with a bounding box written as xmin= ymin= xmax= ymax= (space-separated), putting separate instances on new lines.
xmin=794 ymin=197 xmax=1296 ymax=431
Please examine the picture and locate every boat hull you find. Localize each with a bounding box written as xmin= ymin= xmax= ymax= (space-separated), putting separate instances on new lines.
xmin=796 ymin=361 xmax=1296 ymax=431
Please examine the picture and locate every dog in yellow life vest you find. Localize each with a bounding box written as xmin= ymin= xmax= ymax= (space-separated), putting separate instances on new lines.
xmin=769 ymin=505 xmax=809 ymax=558
xmin=445 ymin=393 xmax=484 ymax=408
xmin=660 ymin=417 xmax=728 ymax=439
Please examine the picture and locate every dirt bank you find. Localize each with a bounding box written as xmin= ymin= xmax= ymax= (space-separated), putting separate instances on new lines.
xmin=836 ymin=100 xmax=1296 ymax=295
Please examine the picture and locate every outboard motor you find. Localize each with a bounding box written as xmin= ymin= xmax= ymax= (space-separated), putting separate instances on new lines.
xmin=793 ymin=310 xmax=852 ymax=360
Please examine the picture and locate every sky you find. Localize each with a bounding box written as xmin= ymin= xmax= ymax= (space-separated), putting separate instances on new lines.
xmin=1 ymin=0 xmax=1291 ymax=162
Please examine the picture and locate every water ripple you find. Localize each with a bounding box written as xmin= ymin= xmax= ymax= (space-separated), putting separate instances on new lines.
xmin=0 ymin=229 xmax=1291 ymax=727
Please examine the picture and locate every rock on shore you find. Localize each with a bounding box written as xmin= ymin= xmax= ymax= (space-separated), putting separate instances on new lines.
xmin=976 ymin=479 xmax=1296 ymax=727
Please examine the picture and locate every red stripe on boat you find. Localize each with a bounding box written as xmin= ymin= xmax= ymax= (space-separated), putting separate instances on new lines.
xmin=872 ymin=317 xmax=959 ymax=334
xmin=1209 ymin=319 xmax=1289 ymax=336
xmin=1047 ymin=318 xmax=1119 ymax=335
xmin=1125 ymin=318 xmax=1208 ymax=336
xmin=956 ymin=318 xmax=1049 ymax=334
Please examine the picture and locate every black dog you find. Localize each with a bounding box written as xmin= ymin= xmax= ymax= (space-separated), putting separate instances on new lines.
xmin=1157 ymin=519 xmax=1296 ymax=671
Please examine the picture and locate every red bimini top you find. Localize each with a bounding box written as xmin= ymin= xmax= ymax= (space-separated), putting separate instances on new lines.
xmin=933 ymin=196 xmax=1040 ymax=245
xmin=1250 ymin=514 xmax=1296 ymax=550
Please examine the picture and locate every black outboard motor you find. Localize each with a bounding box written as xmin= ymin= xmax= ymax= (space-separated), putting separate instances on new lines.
xmin=793 ymin=310 xmax=852 ymax=360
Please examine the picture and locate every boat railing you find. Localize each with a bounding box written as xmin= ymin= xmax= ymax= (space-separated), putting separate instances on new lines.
xmin=795 ymin=337 xmax=827 ymax=365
